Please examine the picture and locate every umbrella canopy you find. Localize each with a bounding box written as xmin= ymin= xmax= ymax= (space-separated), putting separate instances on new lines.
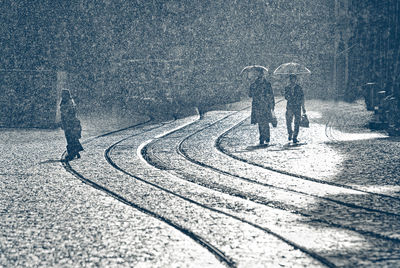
xmin=240 ymin=65 xmax=268 ymax=75
xmin=273 ymin=62 xmax=311 ymax=75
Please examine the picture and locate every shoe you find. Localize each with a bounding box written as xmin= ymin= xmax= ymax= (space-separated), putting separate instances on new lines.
xmin=288 ymin=134 xmax=293 ymax=141
xmin=259 ymin=140 xmax=264 ymax=145
xmin=293 ymin=138 xmax=299 ymax=144
xmin=76 ymin=153 xmax=81 ymax=159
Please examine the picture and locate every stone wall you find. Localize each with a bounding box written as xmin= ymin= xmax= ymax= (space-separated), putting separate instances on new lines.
xmin=2 ymin=0 xmax=337 ymax=120
xmin=0 ymin=70 xmax=58 ymax=127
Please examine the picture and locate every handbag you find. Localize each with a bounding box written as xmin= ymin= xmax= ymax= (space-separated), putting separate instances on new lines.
xmin=300 ymin=114 xmax=309 ymax=128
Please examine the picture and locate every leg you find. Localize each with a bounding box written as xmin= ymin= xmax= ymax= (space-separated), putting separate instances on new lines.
xmin=258 ymin=121 xmax=270 ymax=144
xmin=258 ymin=123 xmax=265 ymax=144
xmin=293 ymin=108 xmax=302 ymax=143
xmin=286 ymin=109 xmax=294 ymax=140
xmin=69 ymin=138 xmax=84 ymax=158
xmin=264 ymin=122 xmax=270 ymax=143
xmin=65 ymin=134 xmax=75 ymax=156
xmin=65 ymin=133 xmax=83 ymax=160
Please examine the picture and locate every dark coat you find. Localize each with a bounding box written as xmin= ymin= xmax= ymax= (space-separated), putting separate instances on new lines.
xmin=284 ymin=84 xmax=304 ymax=111
xmin=249 ymin=77 xmax=275 ymax=124
xmin=60 ymin=99 xmax=83 ymax=156
xmin=60 ymin=101 xmax=81 ymax=139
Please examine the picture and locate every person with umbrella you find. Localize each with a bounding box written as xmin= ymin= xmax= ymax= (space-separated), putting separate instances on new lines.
xmin=248 ymin=67 xmax=275 ymax=145
xmin=284 ymin=74 xmax=306 ymax=143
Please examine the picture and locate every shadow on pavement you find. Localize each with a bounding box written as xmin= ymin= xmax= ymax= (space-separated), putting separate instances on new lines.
xmin=245 ymin=144 xmax=270 ymax=151
xmin=325 ymin=137 xmax=400 ymax=188
xmin=235 ymin=142 xmax=307 ymax=153
xmin=39 ymin=159 xmax=64 ymax=164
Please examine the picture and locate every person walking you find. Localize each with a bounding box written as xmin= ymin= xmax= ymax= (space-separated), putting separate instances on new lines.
xmin=60 ymin=89 xmax=83 ymax=161
xmin=249 ymin=68 xmax=275 ymax=145
xmin=284 ymin=74 xmax=306 ymax=143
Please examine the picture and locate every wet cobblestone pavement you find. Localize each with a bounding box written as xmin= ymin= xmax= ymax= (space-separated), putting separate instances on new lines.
xmin=1 ymin=115 xmax=222 ymax=267
xmin=2 ymin=100 xmax=400 ymax=267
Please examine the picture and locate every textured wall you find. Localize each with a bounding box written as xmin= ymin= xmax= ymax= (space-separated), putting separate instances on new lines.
xmin=1 ymin=0 xmax=336 ymax=120
xmin=0 ymin=71 xmax=58 ymax=127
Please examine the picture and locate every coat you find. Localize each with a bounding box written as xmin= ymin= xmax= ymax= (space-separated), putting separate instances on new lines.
xmin=60 ymin=100 xmax=81 ymax=139
xmin=60 ymin=99 xmax=83 ymax=156
xmin=249 ymin=77 xmax=275 ymax=124
xmin=284 ymin=84 xmax=304 ymax=111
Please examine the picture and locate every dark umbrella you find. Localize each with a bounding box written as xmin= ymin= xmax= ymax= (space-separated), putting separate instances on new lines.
xmin=273 ymin=62 xmax=311 ymax=75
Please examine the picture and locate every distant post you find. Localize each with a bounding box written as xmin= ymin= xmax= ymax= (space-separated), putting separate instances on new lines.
xmin=55 ymin=71 xmax=67 ymax=124
xmin=333 ymin=0 xmax=338 ymax=99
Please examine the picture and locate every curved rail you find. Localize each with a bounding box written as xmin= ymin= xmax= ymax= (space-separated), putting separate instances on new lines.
xmin=215 ymin=117 xmax=400 ymax=203
xmin=60 ymin=117 xmax=236 ymax=267
xmin=167 ymin=109 xmax=400 ymax=244
xmin=124 ymin=106 xmax=337 ymax=267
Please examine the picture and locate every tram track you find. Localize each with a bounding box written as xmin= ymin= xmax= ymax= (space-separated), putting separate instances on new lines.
xmin=165 ymin=103 xmax=400 ymax=217
xmin=181 ymin=124 xmax=400 ymax=243
xmin=164 ymin=107 xmax=400 ymax=244
xmin=106 ymin=107 xmax=337 ymax=268
xmin=216 ymin=115 xmax=400 ymax=204
xmin=61 ymin=116 xmax=239 ymax=267
xmin=60 ymin=103 xmax=400 ymax=267
xmin=129 ymin=106 xmax=400 ymax=266
xmin=62 ymin=156 xmax=234 ymax=267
